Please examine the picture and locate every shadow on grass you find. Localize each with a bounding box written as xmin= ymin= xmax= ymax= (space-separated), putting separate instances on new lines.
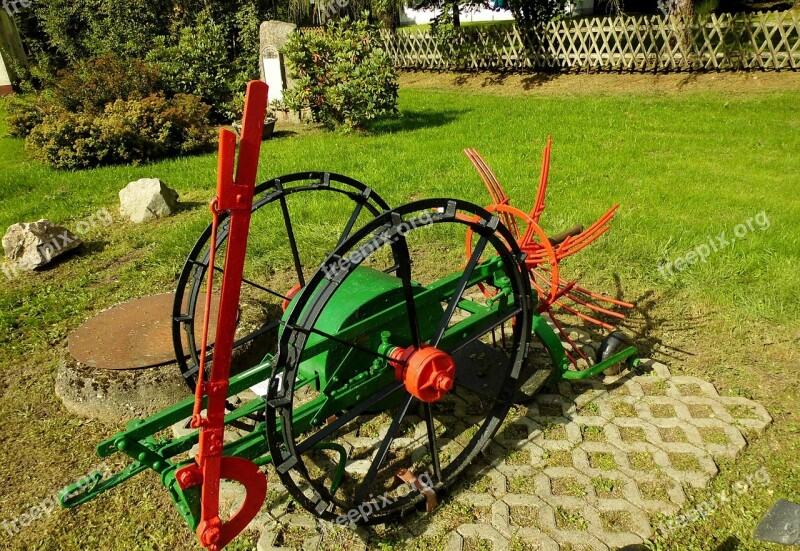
xmin=367 ymin=108 xmax=468 ymax=135
xmin=175 ymin=201 xmax=207 ymax=213
xmin=716 ymin=536 xmax=740 ymax=550
xmin=31 ymin=241 xmax=108 ymax=272
xmin=450 ymin=71 xmax=562 ymax=90
xmin=267 ymin=130 xmax=298 ymax=140
xmin=619 ymin=286 xmax=703 ymax=366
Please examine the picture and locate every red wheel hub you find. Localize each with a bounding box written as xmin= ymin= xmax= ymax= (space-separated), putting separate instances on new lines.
xmin=390 ymin=345 xmax=456 ymax=403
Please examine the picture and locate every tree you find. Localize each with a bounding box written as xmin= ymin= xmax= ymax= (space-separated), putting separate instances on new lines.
xmin=410 ymin=0 xmax=494 ymax=28
xmin=504 ymin=0 xmax=568 ymax=29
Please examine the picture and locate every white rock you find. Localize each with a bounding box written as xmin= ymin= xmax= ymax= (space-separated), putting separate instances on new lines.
xmin=119 ymin=178 xmax=179 ymax=223
xmin=2 ymin=219 xmax=82 ymax=270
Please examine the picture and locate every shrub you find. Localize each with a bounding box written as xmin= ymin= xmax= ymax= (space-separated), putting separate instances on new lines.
xmin=25 ymin=94 xmax=215 ymax=169
xmin=145 ymin=7 xmax=263 ymax=122
xmin=16 ymin=1 xmax=266 ymax=121
xmin=5 ymin=54 xmax=162 ymax=138
xmin=54 ymin=54 xmax=164 ymax=114
xmin=282 ymin=18 xmax=399 ymax=131
xmin=5 ymin=93 xmax=54 ymax=138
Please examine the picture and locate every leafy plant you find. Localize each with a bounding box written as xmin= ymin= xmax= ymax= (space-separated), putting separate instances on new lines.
xmin=282 ymin=17 xmax=398 ymax=131
xmin=25 ymin=94 xmax=215 ymax=169
xmin=5 ymin=54 xmax=163 ymax=138
xmin=54 ymin=54 xmax=164 ymax=114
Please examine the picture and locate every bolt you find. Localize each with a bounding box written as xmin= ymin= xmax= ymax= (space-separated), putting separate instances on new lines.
xmin=435 ymin=373 xmax=453 ymax=393
xmin=178 ymin=470 xmax=197 ymax=487
xmin=203 ymin=526 xmax=221 ymax=545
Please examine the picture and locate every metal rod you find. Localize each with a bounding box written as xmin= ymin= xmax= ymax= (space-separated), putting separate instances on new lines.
xmin=354 ymin=394 xmax=414 ymax=504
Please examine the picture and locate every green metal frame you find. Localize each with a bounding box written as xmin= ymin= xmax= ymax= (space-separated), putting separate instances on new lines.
xmin=60 ymin=252 xmax=638 ymax=530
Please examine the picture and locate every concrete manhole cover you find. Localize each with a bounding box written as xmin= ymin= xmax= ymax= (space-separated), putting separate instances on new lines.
xmin=68 ymin=292 xmax=220 ymax=369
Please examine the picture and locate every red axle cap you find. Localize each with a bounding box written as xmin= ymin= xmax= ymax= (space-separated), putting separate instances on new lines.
xmin=390 ymin=345 xmax=456 ymax=403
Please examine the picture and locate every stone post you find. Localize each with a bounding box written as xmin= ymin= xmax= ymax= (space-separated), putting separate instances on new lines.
xmin=259 ymin=20 xmax=300 ymax=122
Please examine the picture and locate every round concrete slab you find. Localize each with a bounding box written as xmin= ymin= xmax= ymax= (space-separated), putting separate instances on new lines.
xmin=68 ymin=292 xmax=220 ymax=370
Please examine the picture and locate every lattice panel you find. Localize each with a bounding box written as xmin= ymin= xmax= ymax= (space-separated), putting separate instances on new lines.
xmin=379 ymin=10 xmax=800 ymax=72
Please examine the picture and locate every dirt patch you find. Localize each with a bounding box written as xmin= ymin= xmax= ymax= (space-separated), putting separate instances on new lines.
xmin=399 ymin=71 xmax=800 ymax=97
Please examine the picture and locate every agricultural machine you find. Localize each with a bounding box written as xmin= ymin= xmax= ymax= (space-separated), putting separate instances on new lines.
xmin=59 ymin=81 xmax=638 ymax=549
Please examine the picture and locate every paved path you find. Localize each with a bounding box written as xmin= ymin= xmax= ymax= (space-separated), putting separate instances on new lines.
xmin=220 ymin=359 xmax=771 ymax=550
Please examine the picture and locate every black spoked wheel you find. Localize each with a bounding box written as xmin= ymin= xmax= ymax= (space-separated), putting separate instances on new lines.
xmin=265 ymin=199 xmax=531 ymax=524
xmin=172 ymin=172 xmax=391 ymax=392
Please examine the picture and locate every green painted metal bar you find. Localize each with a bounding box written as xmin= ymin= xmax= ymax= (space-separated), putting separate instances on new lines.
xmin=96 ymin=360 xmax=275 ymax=457
xmin=561 ymin=346 xmax=638 ymax=380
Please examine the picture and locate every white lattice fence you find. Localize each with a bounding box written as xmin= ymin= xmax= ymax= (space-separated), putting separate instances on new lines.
xmin=382 ymin=10 xmax=800 ymax=71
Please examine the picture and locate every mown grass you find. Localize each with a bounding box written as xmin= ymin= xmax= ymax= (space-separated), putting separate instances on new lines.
xmin=0 ymin=76 xmax=798 ymax=550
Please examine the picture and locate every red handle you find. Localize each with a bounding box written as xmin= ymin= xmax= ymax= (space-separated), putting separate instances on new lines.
xmin=184 ymin=80 xmax=270 ymax=551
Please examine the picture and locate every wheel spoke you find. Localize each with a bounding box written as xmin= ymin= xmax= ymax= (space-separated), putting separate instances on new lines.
xmin=393 ymin=229 xmax=422 ymax=349
xmin=431 ymin=234 xmax=489 ymax=348
xmin=210 ymin=265 xmax=289 ymax=301
xmin=286 ymin=324 xmax=400 ymax=364
xmin=279 ymin=195 xmax=305 ymax=287
xmin=423 ymin=402 xmax=442 ymax=483
xmin=182 ymin=319 xmax=283 ymax=378
xmin=294 ymin=381 xmax=405 ymax=455
xmin=446 ymin=307 xmax=523 ymax=356
xmin=354 ymin=394 xmax=414 ymax=504
xmin=336 ymin=200 xmax=365 ymax=249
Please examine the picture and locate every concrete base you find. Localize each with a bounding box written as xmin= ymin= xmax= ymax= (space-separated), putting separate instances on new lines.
xmin=55 ymin=352 xmax=189 ymax=424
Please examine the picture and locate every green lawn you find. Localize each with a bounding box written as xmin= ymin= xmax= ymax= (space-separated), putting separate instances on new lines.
xmin=0 ymin=78 xmax=798 ymax=550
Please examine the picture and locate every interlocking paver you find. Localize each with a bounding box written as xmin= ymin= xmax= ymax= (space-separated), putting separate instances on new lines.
xmin=232 ymin=359 xmax=771 ymax=550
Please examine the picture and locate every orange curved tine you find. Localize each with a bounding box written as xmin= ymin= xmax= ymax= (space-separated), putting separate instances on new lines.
xmin=555 ymin=205 xmax=619 ymax=258
xmin=553 ymin=299 xmax=616 ymax=330
xmin=530 ymin=268 xmax=623 ymax=319
xmin=464 ymin=148 xmax=506 ymax=204
xmin=557 ymin=225 xmax=612 ymax=259
xmin=544 ymin=308 xmax=589 ymax=365
xmin=560 ymin=290 xmax=627 ymax=319
xmin=464 ymin=149 xmax=520 ymax=238
xmin=530 ymin=136 xmax=552 ymax=224
xmin=553 ymin=275 xmax=635 ymax=309
xmin=522 ymin=220 xmax=613 ymax=264
xmin=537 ymin=278 xmax=578 ymax=313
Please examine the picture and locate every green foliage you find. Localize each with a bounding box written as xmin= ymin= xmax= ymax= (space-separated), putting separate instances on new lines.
xmin=5 ymin=54 xmax=214 ymax=169
xmin=54 ymin=54 xmax=164 ymax=114
xmin=430 ymin=8 xmax=469 ymax=62
xmin=145 ymin=6 xmax=263 ymax=122
xmin=14 ymin=0 xmax=268 ymax=121
xmin=145 ymin=13 xmax=234 ymax=121
xmin=5 ymin=93 xmax=51 ymax=138
xmin=282 ymin=18 xmax=398 ymax=131
xmin=25 ymin=93 xmax=215 ymax=170
xmin=505 ymin=0 xmax=570 ymax=33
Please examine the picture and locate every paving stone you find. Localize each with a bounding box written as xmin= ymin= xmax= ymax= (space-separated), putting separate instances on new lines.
xmin=216 ymin=356 xmax=771 ymax=550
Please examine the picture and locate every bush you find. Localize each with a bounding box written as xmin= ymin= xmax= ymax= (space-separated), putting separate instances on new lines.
xmin=145 ymin=12 xmax=235 ymax=122
xmin=17 ymin=1 xmax=265 ymax=122
xmin=5 ymin=93 xmax=54 ymax=138
xmin=25 ymin=94 xmax=215 ymax=169
xmin=5 ymin=54 xmax=162 ymax=138
xmin=54 ymin=54 xmax=163 ymax=114
xmin=5 ymin=52 xmax=215 ymax=169
xmin=282 ymin=18 xmax=399 ymax=131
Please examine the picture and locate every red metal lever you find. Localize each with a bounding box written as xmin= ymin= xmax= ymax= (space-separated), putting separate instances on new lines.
xmin=177 ymin=80 xmax=269 ymax=551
